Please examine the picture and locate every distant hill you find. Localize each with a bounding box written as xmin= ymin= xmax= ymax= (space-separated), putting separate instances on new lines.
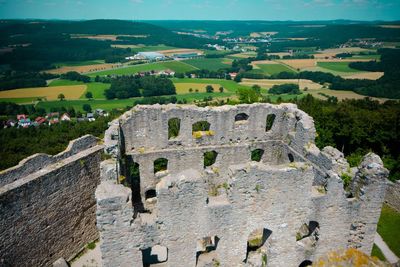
xmin=0 ymin=20 xmax=216 ymax=71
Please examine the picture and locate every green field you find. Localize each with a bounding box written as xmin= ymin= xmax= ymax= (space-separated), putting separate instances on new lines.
xmin=49 ymin=79 xmax=84 ymax=87
xmin=89 ymin=61 xmax=196 ymax=77
xmin=255 ymin=64 xmax=296 ymax=75
xmin=377 ymin=204 xmax=400 ymax=257
xmin=171 ymin=78 xmax=250 ymax=93
xmin=82 ymin=82 xmax=110 ymax=99
xmin=36 ymin=98 xmax=137 ymax=112
xmin=317 ymin=62 xmax=362 ymax=73
xmin=54 ymin=60 xmax=105 ymax=67
xmin=131 ymin=45 xmax=178 ymax=52
xmin=0 ymin=97 xmax=38 ymax=104
xmin=184 ymin=58 xmax=231 ymax=71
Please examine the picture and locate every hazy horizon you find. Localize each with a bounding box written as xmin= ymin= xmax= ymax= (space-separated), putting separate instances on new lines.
xmin=0 ymin=0 xmax=399 ymax=21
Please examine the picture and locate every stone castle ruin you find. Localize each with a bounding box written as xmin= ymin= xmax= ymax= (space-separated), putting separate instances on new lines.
xmin=0 ymin=135 xmax=103 ymax=267
xmin=96 ymin=103 xmax=389 ymax=267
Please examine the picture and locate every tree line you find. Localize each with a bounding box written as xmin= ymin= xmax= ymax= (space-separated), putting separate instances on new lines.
xmin=105 ymin=75 xmax=176 ymax=99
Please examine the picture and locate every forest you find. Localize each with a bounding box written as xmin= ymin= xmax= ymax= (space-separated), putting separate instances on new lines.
xmin=105 ymin=75 xmax=176 ymax=99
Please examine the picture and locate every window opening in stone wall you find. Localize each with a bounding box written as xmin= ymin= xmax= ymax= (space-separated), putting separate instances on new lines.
xmin=192 ymin=121 xmax=213 ymax=139
xmin=145 ymin=189 xmax=157 ymax=200
xmin=154 ymin=158 xmax=168 ymax=174
xmin=266 ymin=114 xmax=276 ymax=132
xmin=141 ymin=245 xmax=168 ymax=267
xmin=299 ymin=260 xmax=313 ymax=267
xmin=168 ymin=118 xmax=181 ymax=139
xmin=288 ymin=153 xmax=294 ymax=163
xmin=196 ymin=236 xmax=220 ymax=266
xmin=235 ymin=113 xmax=249 ymax=122
xmin=251 ymin=149 xmax=264 ymax=162
xmin=244 ymin=228 xmax=272 ymax=263
xmin=204 ymin=151 xmax=218 ymax=168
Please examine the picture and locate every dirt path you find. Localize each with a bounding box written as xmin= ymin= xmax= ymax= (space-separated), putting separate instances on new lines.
xmin=374 ymin=233 xmax=399 ymax=264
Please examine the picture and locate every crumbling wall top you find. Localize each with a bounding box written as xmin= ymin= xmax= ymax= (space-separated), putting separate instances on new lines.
xmin=0 ymin=134 xmax=99 ymax=187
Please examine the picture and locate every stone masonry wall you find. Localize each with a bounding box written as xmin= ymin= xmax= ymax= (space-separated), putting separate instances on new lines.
xmin=0 ymin=135 xmax=103 ymax=267
xmin=97 ymin=104 xmax=389 ymax=267
xmin=385 ymin=180 xmax=400 ymax=212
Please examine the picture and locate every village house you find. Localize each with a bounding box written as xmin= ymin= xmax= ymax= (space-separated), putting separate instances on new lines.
xmin=33 ymin=117 xmax=47 ymax=126
xmin=60 ymin=113 xmax=71 ymax=122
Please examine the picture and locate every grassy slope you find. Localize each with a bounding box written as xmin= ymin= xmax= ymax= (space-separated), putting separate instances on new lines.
xmin=80 ymin=83 xmax=110 ymax=99
xmin=317 ymin=62 xmax=363 ymax=73
xmin=377 ymin=204 xmax=400 ymax=257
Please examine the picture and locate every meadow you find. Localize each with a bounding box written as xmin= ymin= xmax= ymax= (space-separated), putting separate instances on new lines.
xmin=88 ymin=61 xmax=197 ymax=77
xmin=174 ymin=83 xmax=222 ymax=94
xmin=184 ymin=58 xmax=231 ymax=71
xmin=317 ymin=62 xmax=362 ymax=73
xmin=254 ymin=63 xmax=296 ymax=75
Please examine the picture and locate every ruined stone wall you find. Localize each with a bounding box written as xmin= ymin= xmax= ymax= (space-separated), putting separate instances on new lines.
xmin=0 ymin=135 xmax=103 ymax=267
xmin=385 ymin=180 xmax=400 ymax=212
xmin=97 ymin=104 xmax=388 ymax=267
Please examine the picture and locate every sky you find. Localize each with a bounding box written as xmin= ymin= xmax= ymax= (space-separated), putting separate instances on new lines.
xmin=0 ymin=0 xmax=399 ymax=21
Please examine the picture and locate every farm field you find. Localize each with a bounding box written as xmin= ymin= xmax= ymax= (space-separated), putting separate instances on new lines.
xmin=317 ymin=62 xmax=362 ymax=73
xmin=49 ymin=80 xmax=110 ymax=99
xmin=228 ymin=52 xmax=257 ymax=59
xmin=156 ymin=48 xmax=204 ymax=57
xmin=184 ymin=58 xmax=231 ymax=71
xmin=313 ymin=47 xmax=376 ymax=59
xmin=240 ymin=79 xmax=322 ymax=90
xmin=174 ymin=83 xmax=222 ymax=94
xmin=278 ymin=58 xmax=372 ymax=71
xmin=254 ymin=63 xmax=296 ymax=75
xmin=54 ymin=60 xmax=105 ymax=67
xmin=171 ymin=78 xmax=250 ymax=93
xmin=88 ymin=61 xmax=197 ymax=77
xmin=307 ymin=88 xmax=389 ymax=102
xmin=36 ymin=98 xmax=137 ymax=112
xmin=344 ymin=72 xmax=384 ymax=80
xmin=0 ymin=97 xmax=38 ymax=104
xmin=0 ymin=85 xmax=86 ymax=101
xmin=46 ymin=63 xmax=121 ymax=74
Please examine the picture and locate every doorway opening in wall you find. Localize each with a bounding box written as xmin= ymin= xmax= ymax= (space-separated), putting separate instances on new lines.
xmin=244 ymin=228 xmax=272 ymax=264
xmin=154 ymin=158 xmax=168 ymax=174
xmin=168 ymin=118 xmax=181 ymax=139
xmin=251 ymin=149 xmax=264 ymax=162
xmin=127 ymin=159 xmax=147 ymax=216
xmin=266 ymin=114 xmax=276 ymax=132
xmin=196 ymin=236 xmax=220 ymax=266
xmin=141 ymin=245 xmax=168 ymax=267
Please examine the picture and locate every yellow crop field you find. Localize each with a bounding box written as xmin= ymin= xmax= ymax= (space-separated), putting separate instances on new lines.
xmin=46 ymin=63 xmax=120 ymax=74
xmin=174 ymin=83 xmax=221 ymax=94
xmin=240 ymin=79 xmax=322 ymax=90
xmin=277 ymin=58 xmax=372 ymax=70
xmin=0 ymin=85 xmax=87 ymax=100
xmin=344 ymin=72 xmax=384 ymax=80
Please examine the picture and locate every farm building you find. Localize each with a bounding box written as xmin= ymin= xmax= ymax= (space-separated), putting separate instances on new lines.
xmin=132 ymin=52 xmax=166 ymax=61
